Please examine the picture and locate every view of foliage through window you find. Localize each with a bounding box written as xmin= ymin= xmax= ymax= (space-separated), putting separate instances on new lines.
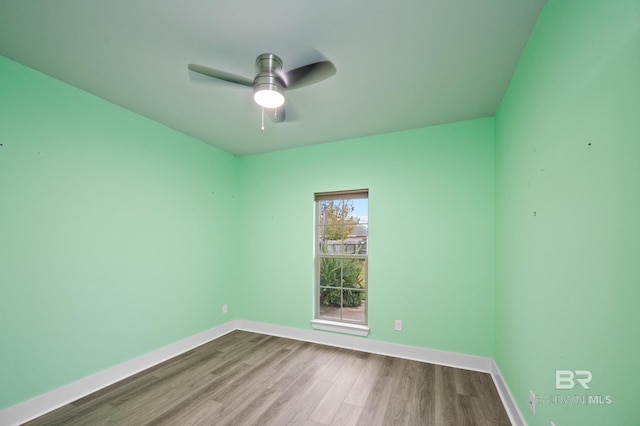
xmin=317 ymin=200 xmax=359 ymax=240
xmin=319 ymin=257 xmax=365 ymax=308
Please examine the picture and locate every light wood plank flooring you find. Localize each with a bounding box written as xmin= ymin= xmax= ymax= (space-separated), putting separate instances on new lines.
xmin=24 ymin=330 xmax=511 ymax=425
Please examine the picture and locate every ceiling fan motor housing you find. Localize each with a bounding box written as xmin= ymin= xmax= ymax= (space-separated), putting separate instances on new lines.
xmin=253 ymin=54 xmax=286 ymax=108
xmin=255 ymin=53 xmax=282 ymax=74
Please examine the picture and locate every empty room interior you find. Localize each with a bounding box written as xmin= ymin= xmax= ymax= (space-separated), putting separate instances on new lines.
xmin=1 ymin=1 xmax=638 ymax=425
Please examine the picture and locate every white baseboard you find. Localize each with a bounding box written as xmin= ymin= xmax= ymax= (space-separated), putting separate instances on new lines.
xmin=490 ymin=359 xmax=526 ymax=426
xmin=236 ymin=320 xmax=494 ymax=372
xmin=0 ymin=322 xmax=236 ymax=426
xmin=0 ymin=320 xmax=523 ymax=426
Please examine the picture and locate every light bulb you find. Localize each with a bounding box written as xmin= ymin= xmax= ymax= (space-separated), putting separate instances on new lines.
xmin=253 ymin=89 xmax=285 ymax=108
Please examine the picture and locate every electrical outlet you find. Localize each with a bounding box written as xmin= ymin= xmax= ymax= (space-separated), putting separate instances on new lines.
xmin=222 ymin=304 xmax=228 ymax=314
xmin=394 ymin=320 xmax=402 ymax=331
xmin=530 ymin=391 xmax=536 ymax=415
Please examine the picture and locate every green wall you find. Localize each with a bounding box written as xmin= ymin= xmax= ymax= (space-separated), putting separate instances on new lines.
xmin=494 ymin=1 xmax=640 ymax=424
xmin=238 ymin=119 xmax=496 ymax=356
xmin=0 ymin=56 xmax=240 ymax=410
xmin=1 ymin=55 xmax=496 ymax=412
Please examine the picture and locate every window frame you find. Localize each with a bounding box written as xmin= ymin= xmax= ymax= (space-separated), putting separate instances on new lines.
xmin=312 ymin=190 xmax=369 ymax=336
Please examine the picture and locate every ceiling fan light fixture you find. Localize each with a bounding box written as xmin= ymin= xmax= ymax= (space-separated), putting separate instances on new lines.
xmin=253 ymin=80 xmax=285 ymax=108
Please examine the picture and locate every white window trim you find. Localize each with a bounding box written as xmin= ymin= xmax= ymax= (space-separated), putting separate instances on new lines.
xmin=314 ymin=189 xmax=369 ymax=331
xmin=310 ymin=319 xmax=370 ymax=337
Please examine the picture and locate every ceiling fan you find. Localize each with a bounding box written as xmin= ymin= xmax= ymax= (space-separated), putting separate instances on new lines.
xmin=188 ymin=53 xmax=336 ymax=123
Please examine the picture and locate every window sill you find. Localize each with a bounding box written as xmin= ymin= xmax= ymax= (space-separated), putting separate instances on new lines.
xmin=310 ymin=319 xmax=370 ymax=337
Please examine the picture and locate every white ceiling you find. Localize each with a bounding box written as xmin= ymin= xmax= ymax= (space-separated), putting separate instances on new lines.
xmin=0 ymin=1 xmax=546 ymax=156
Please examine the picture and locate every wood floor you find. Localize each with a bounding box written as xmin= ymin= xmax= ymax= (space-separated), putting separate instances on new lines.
xmin=24 ymin=331 xmax=511 ymax=425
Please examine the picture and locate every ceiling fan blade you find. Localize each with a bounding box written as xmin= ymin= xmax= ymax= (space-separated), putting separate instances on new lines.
xmin=188 ymin=63 xmax=253 ymax=87
xmin=281 ymin=60 xmax=336 ymax=90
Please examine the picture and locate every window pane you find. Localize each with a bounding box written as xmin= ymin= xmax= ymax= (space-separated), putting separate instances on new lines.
xmin=342 ymin=290 xmax=366 ymax=322
xmin=318 ymin=296 xmax=341 ymax=319
xmin=319 ymin=257 xmax=342 ymax=287
xmin=319 ymin=287 xmax=343 ymax=311
xmin=321 ymin=224 xmax=345 ymax=240
xmin=326 ymin=240 xmax=347 ymax=254
xmin=319 ymin=288 xmax=366 ymax=322
xmin=341 ymin=258 xmax=366 ymax=291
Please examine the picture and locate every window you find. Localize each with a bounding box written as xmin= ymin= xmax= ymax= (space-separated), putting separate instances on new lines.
xmin=312 ymin=190 xmax=368 ymax=336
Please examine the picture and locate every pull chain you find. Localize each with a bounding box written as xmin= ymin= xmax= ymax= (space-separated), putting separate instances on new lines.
xmin=261 ymin=107 xmax=265 ymax=132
